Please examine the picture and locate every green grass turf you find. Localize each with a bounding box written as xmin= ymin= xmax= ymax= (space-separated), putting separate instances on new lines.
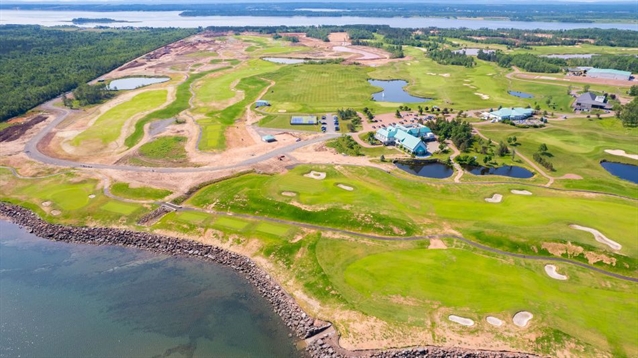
xmin=73 ymin=90 xmax=167 ymax=147
xmin=124 ymin=68 xmax=230 ymax=148
xmin=260 ymin=64 xmax=379 ymax=114
xmin=369 ymin=47 xmax=574 ymax=112
xmin=254 ymin=222 xmax=291 ymax=236
xmin=186 ymin=165 xmax=638 ymax=272
xmin=110 ymin=182 xmax=171 ymax=201
xmin=100 ymin=201 xmax=140 ymax=215
xmin=213 ymin=217 xmax=250 ymax=231
xmin=193 ymin=59 xmax=279 ymax=107
xmin=479 ymin=118 xmax=638 ymax=197
xmin=318 ymin=239 xmax=637 ymax=356
xmin=176 ymin=211 xmax=209 ymax=224
xmin=138 ymin=136 xmax=188 ymax=161
xmin=198 ymin=76 xmax=272 ymax=151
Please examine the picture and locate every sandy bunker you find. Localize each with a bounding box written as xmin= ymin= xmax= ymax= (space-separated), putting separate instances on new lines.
xmin=570 ymin=224 xmax=621 ymax=250
xmin=544 ymin=265 xmax=568 ymax=280
xmin=604 ymin=149 xmax=638 ymax=160
xmin=511 ymin=190 xmax=532 ymax=195
xmin=486 ymin=316 xmax=503 ymax=327
xmin=448 ymin=315 xmax=474 ymax=326
xmin=513 ymin=311 xmax=533 ymax=327
xmin=485 ymin=193 xmax=503 ymax=203
xmin=304 ymin=171 xmax=326 ymax=180
xmin=281 ymin=191 xmax=297 ymax=197
xmin=337 ymin=184 xmax=354 ymax=191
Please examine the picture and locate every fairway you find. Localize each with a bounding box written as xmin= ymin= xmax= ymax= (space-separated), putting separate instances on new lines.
xmin=213 ymin=217 xmax=250 ymax=231
xmin=110 ymin=183 xmax=172 ymax=201
xmin=100 ymin=201 xmax=140 ymax=215
xmin=322 ymin=242 xmax=637 ymax=356
xmin=255 ymin=222 xmax=290 ymax=236
xmin=72 ymin=90 xmax=168 ymax=148
xmin=261 ymin=64 xmax=378 ymax=113
xmin=175 ymin=211 xmax=210 ymax=224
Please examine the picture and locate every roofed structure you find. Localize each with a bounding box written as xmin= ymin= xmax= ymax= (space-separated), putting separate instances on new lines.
xmin=483 ymin=108 xmax=533 ymax=121
xmin=586 ymin=68 xmax=632 ymax=81
xmin=573 ymin=92 xmax=612 ymax=110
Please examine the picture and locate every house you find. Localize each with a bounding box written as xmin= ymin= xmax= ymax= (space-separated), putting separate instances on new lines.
xmin=573 ymin=92 xmax=612 ymax=111
xmin=255 ymin=100 xmax=271 ymax=108
xmin=586 ymin=68 xmax=632 ymax=81
xmin=482 ymin=108 xmax=533 ymax=122
xmin=374 ymin=124 xmax=431 ymax=156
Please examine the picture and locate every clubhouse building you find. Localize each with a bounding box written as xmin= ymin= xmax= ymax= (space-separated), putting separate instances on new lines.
xmin=482 ymin=107 xmax=533 ymax=122
xmin=573 ymin=92 xmax=612 ymax=111
xmin=375 ymin=124 xmax=434 ymax=156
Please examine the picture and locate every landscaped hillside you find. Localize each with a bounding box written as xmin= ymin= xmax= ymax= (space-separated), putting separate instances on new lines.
xmin=0 ymin=25 xmax=196 ymax=122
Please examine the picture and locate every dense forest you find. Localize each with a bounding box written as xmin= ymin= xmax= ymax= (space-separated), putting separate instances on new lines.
xmin=6 ymin=3 xmax=636 ymax=23
xmin=0 ymin=25 xmax=196 ymax=122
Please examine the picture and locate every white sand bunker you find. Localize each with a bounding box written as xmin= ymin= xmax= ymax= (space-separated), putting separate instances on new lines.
xmin=337 ymin=184 xmax=354 ymax=191
xmin=304 ymin=171 xmax=326 ymax=180
xmin=88 ymin=194 xmax=96 ymax=199
xmin=544 ymin=265 xmax=568 ymax=280
xmin=485 ymin=194 xmax=503 ymax=203
xmin=511 ymin=190 xmax=532 ymax=196
xmin=51 ymin=210 xmax=61 ymax=216
xmin=513 ymin=311 xmax=533 ymax=327
xmin=486 ymin=316 xmax=504 ymax=327
xmin=570 ymin=224 xmax=621 ymax=251
xmin=448 ymin=315 xmax=474 ymax=326
xmin=281 ymin=191 xmax=297 ymax=197
xmin=474 ymin=92 xmax=490 ymax=100
xmin=605 ymin=149 xmax=638 ymax=160
xmin=278 ymin=109 xmax=287 ymax=113
xmin=42 ymin=201 xmax=52 ymax=207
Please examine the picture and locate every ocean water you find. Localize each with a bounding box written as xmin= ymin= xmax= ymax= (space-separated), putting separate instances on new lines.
xmin=0 ymin=220 xmax=301 ymax=358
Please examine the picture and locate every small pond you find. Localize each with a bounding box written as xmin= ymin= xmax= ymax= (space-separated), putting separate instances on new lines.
xmin=395 ymin=160 xmax=454 ymax=179
xmin=108 ymin=77 xmax=169 ymax=90
xmin=468 ymin=165 xmax=534 ymax=178
xmin=508 ymin=90 xmax=534 ymax=99
xmin=369 ymin=80 xmax=431 ymax=103
xmin=600 ymin=161 xmax=638 ymax=184
xmin=263 ymin=57 xmax=308 ymax=64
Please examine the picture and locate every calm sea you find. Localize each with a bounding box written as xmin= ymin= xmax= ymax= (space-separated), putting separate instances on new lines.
xmin=0 ymin=10 xmax=636 ymax=31
xmin=0 ymin=220 xmax=301 ymax=358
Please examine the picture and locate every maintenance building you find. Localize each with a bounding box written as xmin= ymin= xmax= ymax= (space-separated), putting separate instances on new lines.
xmin=586 ymin=68 xmax=632 ymax=81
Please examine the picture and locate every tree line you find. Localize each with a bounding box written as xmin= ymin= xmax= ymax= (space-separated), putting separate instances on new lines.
xmin=0 ymin=25 xmax=196 ymax=122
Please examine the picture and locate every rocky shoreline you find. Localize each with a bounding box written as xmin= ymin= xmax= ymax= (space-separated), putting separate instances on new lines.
xmin=0 ymin=202 xmax=537 ymax=358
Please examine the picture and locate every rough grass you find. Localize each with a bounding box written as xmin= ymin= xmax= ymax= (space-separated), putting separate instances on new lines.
xmin=125 ymin=68 xmax=230 ymax=148
xmin=137 ymin=136 xmax=188 ymax=163
xmin=369 ymin=47 xmax=574 ymax=112
xmin=480 ymin=117 xmax=638 ymax=197
xmin=110 ymin=182 xmax=171 ymax=201
xmin=73 ymin=90 xmax=167 ymax=147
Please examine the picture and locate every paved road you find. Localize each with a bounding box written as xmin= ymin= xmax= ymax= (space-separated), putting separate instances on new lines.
xmin=25 ymin=99 xmax=339 ymax=173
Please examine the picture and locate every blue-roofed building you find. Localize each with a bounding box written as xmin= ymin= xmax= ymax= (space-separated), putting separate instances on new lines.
xmin=261 ymin=135 xmax=276 ymax=143
xmin=483 ymin=108 xmax=533 ymax=122
xmin=586 ymin=68 xmax=632 ymax=81
xmin=255 ymin=100 xmax=271 ymax=108
xmin=374 ymin=124 xmax=432 ymax=156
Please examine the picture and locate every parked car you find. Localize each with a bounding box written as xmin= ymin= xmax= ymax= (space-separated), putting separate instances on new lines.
xmin=321 ymin=115 xmax=326 ymax=120
xmin=335 ymin=126 xmax=340 ymax=131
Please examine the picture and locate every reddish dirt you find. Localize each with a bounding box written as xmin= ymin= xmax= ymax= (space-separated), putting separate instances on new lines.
xmin=0 ymin=115 xmax=47 ymax=142
xmin=513 ymin=72 xmax=635 ymax=88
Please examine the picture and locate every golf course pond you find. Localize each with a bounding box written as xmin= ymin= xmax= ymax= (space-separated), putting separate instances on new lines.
xmin=0 ymin=220 xmax=300 ymax=358
xmin=262 ymin=57 xmax=308 ymax=64
xmin=508 ymin=90 xmax=534 ymax=99
xmin=107 ymin=77 xmax=170 ymax=90
xmin=394 ymin=160 xmax=454 ymax=179
xmin=369 ymin=80 xmax=431 ymax=103
xmin=600 ymin=161 xmax=638 ymax=184
xmin=467 ymin=165 xmax=534 ymax=178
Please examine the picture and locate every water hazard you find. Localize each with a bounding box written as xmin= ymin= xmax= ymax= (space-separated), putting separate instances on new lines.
xmin=600 ymin=161 xmax=638 ymax=184
xmin=508 ymin=90 xmax=534 ymax=99
xmin=395 ymin=160 xmax=454 ymax=179
xmin=369 ymin=80 xmax=431 ymax=103
xmin=467 ymin=165 xmax=534 ymax=178
xmin=0 ymin=220 xmax=301 ymax=358
xmin=107 ymin=77 xmax=170 ymax=90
